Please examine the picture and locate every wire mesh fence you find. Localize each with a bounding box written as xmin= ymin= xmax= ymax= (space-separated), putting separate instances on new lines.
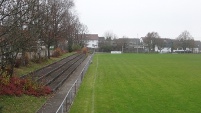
xmin=56 ymin=54 xmax=94 ymax=113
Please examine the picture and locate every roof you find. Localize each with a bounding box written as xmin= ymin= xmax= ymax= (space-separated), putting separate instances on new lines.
xmin=98 ymin=37 xmax=105 ymax=41
xmin=194 ymin=41 xmax=201 ymax=48
xmin=84 ymin=34 xmax=99 ymax=40
xmin=117 ymin=38 xmax=140 ymax=43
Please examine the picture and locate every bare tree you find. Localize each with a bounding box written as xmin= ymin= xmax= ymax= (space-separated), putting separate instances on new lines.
xmin=155 ymin=38 xmax=164 ymax=52
xmin=176 ymin=30 xmax=195 ymax=52
xmin=104 ymin=31 xmax=117 ymax=41
xmin=143 ymin=32 xmax=160 ymax=52
xmin=78 ymin=24 xmax=88 ymax=47
xmin=0 ymin=0 xmax=33 ymax=76
xmin=0 ymin=0 xmax=87 ymax=76
xmin=114 ymin=37 xmax=128 ymax=51
xmin=39 ymin=0 xmax=69 ymax=58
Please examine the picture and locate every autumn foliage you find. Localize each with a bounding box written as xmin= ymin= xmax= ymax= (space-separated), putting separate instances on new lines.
xmin=0 ymin=75 xmax=52 ymax=97
xmin=82 ymin=47 xmax=88 ymax=55
xmin=52 ymin=47 xmax=65 ymax=57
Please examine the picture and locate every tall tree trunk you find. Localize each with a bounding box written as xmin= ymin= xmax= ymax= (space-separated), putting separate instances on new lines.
xmin=47 ymin=45 xmax=51 ymax=59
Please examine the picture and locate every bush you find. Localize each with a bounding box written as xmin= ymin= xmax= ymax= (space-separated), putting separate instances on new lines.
xmin=82 ymin=47 xmax=88 ymax=55
xmin=0 ymin=104 xmax=3 ymax=113
xmin=31 ymin=53 xmax=48 ymax=64
xmin=15 ymin=59 xmax=21 ymax=68
xmin=24 ymin=52 xmax=29 ymax=66
xmin=31 ymin=54 xmax=41 ymax=63
xmin=72 ymin=44 xmax=81 ymax=52
xmin=52 ymin=48 xmax=63 ymax=57
xmin=68 ymin=44 xmax=73 ymax=53
xmin=0 ymin=75 xmax=52 ymax=97
xmin=16 ymin=53 xmax=30 ymax=67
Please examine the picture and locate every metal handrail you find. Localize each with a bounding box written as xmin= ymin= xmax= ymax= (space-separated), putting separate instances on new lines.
xmin=56 ymin=53 xmax=94 ymax=113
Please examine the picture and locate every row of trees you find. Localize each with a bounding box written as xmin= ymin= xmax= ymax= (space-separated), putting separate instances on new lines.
xmin=143 ymin=31 xmax=195 ymax=52
xmin=0 ymin=0 xmax=88 ymax=76
xmin=99 ymin=30 xmax=195 ymax=53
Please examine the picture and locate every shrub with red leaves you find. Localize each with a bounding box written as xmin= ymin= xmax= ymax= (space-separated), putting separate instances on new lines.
xmin=0 ymin=76 xmax=52 ymax=97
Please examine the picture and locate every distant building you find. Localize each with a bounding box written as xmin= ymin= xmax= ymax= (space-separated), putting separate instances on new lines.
xmin=107 ymin=38 xmax=144 ymax=53
xmin=83 ymin=34 xmax=99 ymax=49
xmin=141 ymin=37 xmax=201 ymax=53
xmin=193 ymin=41 xmax=201 ymax=53
xmin=155 ymin=38 xmax=172 ymax=53
xmin=98 ymin=37 xmax=105 ymax=42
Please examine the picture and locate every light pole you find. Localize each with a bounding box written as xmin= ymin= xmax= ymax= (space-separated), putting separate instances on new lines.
xmin=137 ymin=34 xmax=138 ymax=53
xmin=122 ymin=45 xmax=123 ymax=53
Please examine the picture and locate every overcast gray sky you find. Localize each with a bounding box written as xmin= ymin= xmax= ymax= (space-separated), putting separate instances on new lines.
xmin=75 ymin=0 xmax=201 ymax=40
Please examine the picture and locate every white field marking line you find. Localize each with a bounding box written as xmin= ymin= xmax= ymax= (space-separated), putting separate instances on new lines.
xmin=91 ymin=54 xmax=98 ymax=113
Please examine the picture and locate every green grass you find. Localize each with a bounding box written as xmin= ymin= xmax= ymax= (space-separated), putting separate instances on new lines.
xmin=0 ymin=95 xmax=47 ymax=113
xmin=70 ymin=53 xmax=201 ymax=113
xmin=0 ymin=52 xmax=75 ymax=113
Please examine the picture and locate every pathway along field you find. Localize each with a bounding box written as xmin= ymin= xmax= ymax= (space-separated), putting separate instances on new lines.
xmin=70 ymin=54 xmax=201 ymax=113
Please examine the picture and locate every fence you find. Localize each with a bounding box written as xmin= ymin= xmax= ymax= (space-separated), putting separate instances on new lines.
xmin=55 ymin=53 xmax=94 ymax=113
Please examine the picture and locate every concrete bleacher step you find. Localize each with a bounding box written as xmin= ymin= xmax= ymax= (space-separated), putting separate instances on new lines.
xmin=49 ymin=55 xmax=86 ymax=91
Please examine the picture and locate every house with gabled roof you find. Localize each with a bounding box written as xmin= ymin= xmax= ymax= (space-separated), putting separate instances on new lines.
xmin=83 ymin=34 xmax=99 ymax=48
xmin=155 ymin=38 xmax=173 ymax=53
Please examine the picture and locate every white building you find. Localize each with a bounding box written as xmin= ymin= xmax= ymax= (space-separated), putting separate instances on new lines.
xmin=155 ymin=45 xmax=171 ymax=53
xmin=83 ymin=34 xmax=99 ymax=48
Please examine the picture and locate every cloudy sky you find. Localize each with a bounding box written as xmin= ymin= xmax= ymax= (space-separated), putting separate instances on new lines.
xmin=75 ymin=0 xmax=201 ymax=40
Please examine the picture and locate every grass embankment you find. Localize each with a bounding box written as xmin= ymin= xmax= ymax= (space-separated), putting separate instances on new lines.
xmin=70 ymin=53 xmax=201 ymax=113
xmin=0 ymin=52 xmax=75 ymax=113
xmin=16 ymin=52 xmax=75 ymax=77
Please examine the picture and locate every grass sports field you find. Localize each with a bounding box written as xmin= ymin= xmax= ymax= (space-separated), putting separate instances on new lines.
xmin=70 ymin=53 xmax=201 ymax=113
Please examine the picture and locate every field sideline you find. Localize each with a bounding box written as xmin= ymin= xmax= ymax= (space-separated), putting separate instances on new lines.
xmin=70 ymin=53 xmax=201 ymax=113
